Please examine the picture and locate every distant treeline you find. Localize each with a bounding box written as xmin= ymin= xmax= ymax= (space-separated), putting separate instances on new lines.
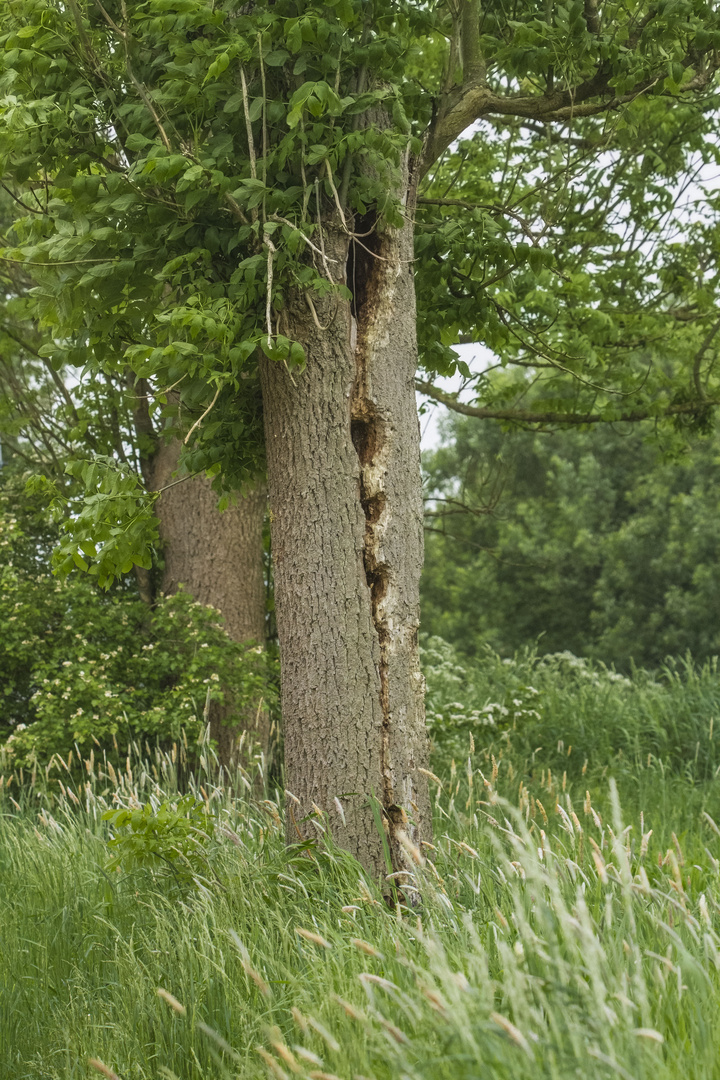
xmin=422 ymin=413 xmax=720 ymax=671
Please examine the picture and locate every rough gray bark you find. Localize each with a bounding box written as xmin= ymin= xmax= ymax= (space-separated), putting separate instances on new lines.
xmin=152 ymin=438 xmax=269 ymax=768
xmin=260 ymin=165 xmax=431 ymax=878
xmin=152 ymin=442 xmax=266 ymax=641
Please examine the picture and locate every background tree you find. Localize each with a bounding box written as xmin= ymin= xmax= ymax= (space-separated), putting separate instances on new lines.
xmin=1 ymin=0 xmax=719 ymax=875
xmin=0 ymin=192 xmax=271 ymax=766
xmin=128 ymin=388 xmax=271 ymax=765
xmin=422 ymin=406 xmax=720 ymax=670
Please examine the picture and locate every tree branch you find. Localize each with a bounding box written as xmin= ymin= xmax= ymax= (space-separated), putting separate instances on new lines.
xmin=584 ymin=0 xmax=601 ymax=36
xmin=421 ymin=52 xmax=717 ymax=175
xmin=415 ymin=378 xmax=717 ymax=426
xmin=416 ymin=196 xmax=540 ymax=242
xmin=460 ymin=0 xmax=484 ymax=85
xmin=423 ymin=67 xmax=617 ymax=173
xmin=127 ymin=372 xmax=158 ymax=490
xmin=692 ymin=317 xmax=720 ymax=400
xmin=0 ymin=324 xmax=81 ymax=424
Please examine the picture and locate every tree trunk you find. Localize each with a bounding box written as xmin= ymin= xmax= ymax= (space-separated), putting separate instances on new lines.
xmin=260 ymin=169 xmax=431 ymax=878
xmin=152 ymin=439 xmax=269 ymax=769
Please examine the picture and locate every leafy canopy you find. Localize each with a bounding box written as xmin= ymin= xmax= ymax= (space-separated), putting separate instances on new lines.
xmin=422 ymin=405 xmax=720 ymax=669
xmin=0 ymin=0 xmax=719 ymax=578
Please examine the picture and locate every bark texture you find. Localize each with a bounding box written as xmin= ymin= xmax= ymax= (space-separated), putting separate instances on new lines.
xmin=260 ymin=167 xmax=430 ymax=878
xmin=152 ymin=438 xmax=269 ymax=768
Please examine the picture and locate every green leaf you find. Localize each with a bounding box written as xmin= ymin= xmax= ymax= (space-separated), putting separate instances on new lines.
xmin=260 ymin=335 xmax=291 ymax=361
xmin=248 ymin=97 xmax=264 ymax=122
xmin=223 ymin=93 xmax=244 ymax=114
xmin=125 ymin=132 xmax=154 ymax=151
xmin=289 ymin=341 xmax=306 ymax=369
xmin=264 ymin=49 xmax=290 ymax=67
xmin=204 ymin=52 xmax=230 ymax=84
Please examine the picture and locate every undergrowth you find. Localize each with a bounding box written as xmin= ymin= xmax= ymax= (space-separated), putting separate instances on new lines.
xmin=2 ymin=645 xmax=720 ymax=1079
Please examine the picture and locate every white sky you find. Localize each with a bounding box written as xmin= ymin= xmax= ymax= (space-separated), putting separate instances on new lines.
xmin=418 ymin=341 xmax=496 ymax=451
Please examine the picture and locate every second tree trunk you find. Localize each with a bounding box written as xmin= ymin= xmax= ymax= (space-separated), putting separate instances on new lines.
xmin=153 ymin=439 xmax=269 ymax=769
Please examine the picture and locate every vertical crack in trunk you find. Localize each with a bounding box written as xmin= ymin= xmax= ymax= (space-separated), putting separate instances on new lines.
xmin=347 ymin=213 xmax=397 ymax=830
xmin=351 ymin=405 xmax=391 ymax=815
xmin=262 ymin=194 xmax=429 ymax=878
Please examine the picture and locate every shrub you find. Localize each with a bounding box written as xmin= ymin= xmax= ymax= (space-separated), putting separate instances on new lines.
xmin=103 ymin=792 xmax=215 ymax=889
xmin=0 ymin=484 xmax=275 ymax=767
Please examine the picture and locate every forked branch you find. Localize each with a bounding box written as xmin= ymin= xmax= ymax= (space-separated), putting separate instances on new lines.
xmin=421 ymin=40 xmax=717 ymax=175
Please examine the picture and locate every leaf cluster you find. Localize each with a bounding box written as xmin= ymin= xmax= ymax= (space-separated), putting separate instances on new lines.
xmin=0 ymin=478 xmax=275 ymax=767
xmin=422 ymin=406 xmax=720 ymax=670
xmin=102 ymin=792 xmax=215 ymax=889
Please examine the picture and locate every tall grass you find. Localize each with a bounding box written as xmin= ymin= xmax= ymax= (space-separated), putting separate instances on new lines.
xmin=2 ymin=649 xmax=720 ymax=1079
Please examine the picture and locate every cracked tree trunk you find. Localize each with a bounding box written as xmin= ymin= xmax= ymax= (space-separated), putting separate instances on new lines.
xmin=260 ymin=174 xmax=431 ymax=878
xmin=151 ymin=438 xmax=270 ymax=770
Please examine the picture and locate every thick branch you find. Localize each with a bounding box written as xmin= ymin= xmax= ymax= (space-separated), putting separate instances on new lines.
xmin=421 ymin=57 xmax=716 ymax=175
xmin=127 ymin=373 xmax=159 ymax=489
xmin=423 ymin=68 xmax=615 ymax=172
xmin=584 ymin=0 xmax=601 ymax=36
xmin=692 ymin=318 xmax=720 ymax=401
xmin=416 ymin=378 xmax=717 ymax=426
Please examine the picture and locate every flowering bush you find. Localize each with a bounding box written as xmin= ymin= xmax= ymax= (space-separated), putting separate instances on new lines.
xmin=422 ymin=634 xmax=720 ymax=784
xmin=0 ymin=484 xmax=274 ymax=767
xmin=421 ymin=635 xmax=543 ymax=767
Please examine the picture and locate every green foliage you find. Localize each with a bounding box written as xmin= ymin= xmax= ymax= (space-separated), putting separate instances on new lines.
xmin=28 ymin=457 xmax=160 ymax=586
xmin=1 ymin=0 xmax=719 ymax=578
xmin=4 ymin=660 xmax=720 ymax=1078
xmin=422 ymin=410 xmax=720 ymax=670
xmin=0 ymin=479 xmax=274 ymax=767
xmin=0 ymin=0 xmax=412 ymax=482
xmin=103 ymin=793 xmax=215 ymax=888
xmin=422 ymin=634 xmax=720 ymax=793
xmin=417 ymin=98 xmax=720 ymax=394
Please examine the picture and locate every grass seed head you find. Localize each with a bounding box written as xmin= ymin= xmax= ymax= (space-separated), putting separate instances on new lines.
xmin=269 ymin=1038 xmax=301 ymax=1073
xmin=291 ymin=1007 xmax=309 ymax=1034
xmin=306 ymin=1016 xmax=340 ymax=1052
xmin=489 ymin=1012 xmax=532 ymax=1057
xmin=633 ymin=1028 xmax=664 ymax=1043
xmin=296 ymin=927 xmax=332 ymax=949
xmin=351 ymin=938 xmax=383 ymax=958
xmin=332 ymin=994 xmax=367 ymax=1021
xmin=88 ymin=1059 xmax=122 ymax=1080
xmin=293 ymin=1045 xmax=324 ymax=1066
xmin=156 ymin=987 xmax=187 ymax=1016
xmin=256 ymin=1046 xmax=289 ymax=1080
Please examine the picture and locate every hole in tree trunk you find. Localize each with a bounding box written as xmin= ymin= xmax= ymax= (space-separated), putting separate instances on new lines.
xmin=346 ymin=210 xmax=380 ymax=321
xmin=350 ymin=413 xmax=383 ymax=467
xmin=350 ymin=415 xmax=389 ymax=604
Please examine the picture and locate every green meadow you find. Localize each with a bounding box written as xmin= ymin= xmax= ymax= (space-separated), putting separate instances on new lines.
xmin=3 ymin=642 xmax=720 ymax=1080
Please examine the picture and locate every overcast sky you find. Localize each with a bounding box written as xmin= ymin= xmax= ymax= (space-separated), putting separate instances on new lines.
xmin=418 ymin=341 xmax=496 ymax=452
